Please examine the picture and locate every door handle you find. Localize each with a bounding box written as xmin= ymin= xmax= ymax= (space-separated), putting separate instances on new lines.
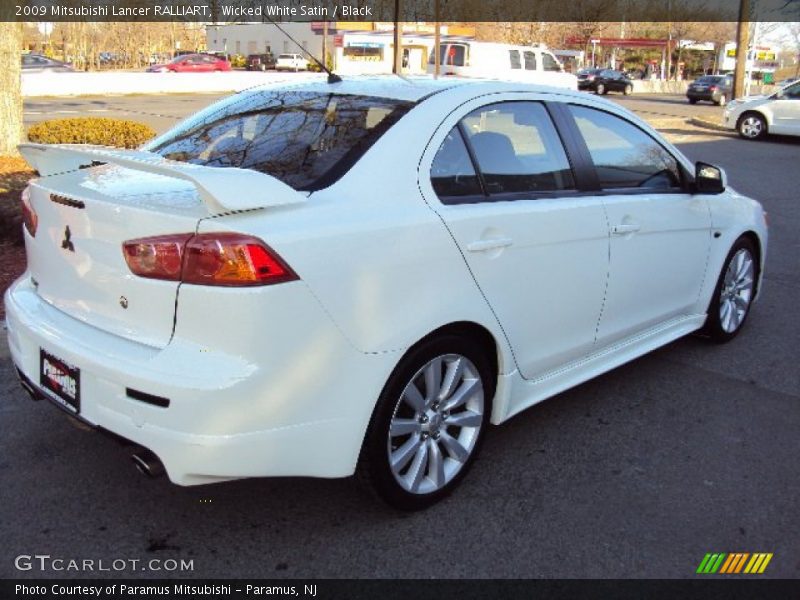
xmin=611 ymin=223 xmax=641 ymax=235
xmin=467 ymin=237 xmax=514 ymax=253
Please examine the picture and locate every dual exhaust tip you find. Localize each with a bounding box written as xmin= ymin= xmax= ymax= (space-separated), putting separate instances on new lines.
xmin=131 ymin=448 xmax=165 ymax=478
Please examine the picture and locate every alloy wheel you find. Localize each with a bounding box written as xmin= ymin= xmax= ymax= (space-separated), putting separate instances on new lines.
xmin=740 ymin=116 xmax=764 ymax=139
xmin=387 ymin=354 xmax=484 ymax=495
xmin=719 ymin=248 xmax=755 ymax=333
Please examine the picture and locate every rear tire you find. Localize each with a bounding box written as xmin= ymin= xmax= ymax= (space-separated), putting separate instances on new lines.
xmin=701 ymin=237 xmax=758 ymax=343
xmin=624 ymin=84 xmax=633 ymax=95
xmin=357 ymin=334 xmax=494 ymax=511
xmin=595 ymin=83 xmax=605 ymax=95
xmin=688 ymin=98 xmax=698 ymax=104
xmin=716 ymin=94 xmax=727 ymax=106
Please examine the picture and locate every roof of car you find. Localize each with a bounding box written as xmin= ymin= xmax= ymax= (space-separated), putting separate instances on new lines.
xmin=242 ymin=75 xmax=584 ymax=103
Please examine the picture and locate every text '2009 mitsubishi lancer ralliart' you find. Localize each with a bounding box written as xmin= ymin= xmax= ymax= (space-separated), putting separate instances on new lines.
xmin=5 ymin=77 xmax=767 ymax=510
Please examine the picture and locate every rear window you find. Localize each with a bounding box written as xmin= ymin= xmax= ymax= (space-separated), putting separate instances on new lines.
xmin=278 ymin=54 xmax=295 ymax=59
xmin=697 ymin=76 xmax=725 ymax=84
xmin=146 ymin=91 xmax=413 ymax=192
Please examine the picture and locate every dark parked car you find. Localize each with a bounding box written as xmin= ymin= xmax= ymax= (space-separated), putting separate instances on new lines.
xmin=687 ymin=75 xmax=733 ymax=106
xmin=246 ymin=53 xmax=276 ymax=71
xmin=21 ymin=54 xmax=74 ymax=73
xmin=147 ymin=53 xmax=231 ymax=73
xmin=578 ymin=69 xmax=633 ymax=95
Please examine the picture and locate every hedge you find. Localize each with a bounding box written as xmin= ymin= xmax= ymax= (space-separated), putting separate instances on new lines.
xmin=27 ymin=117 xmax=156 ymax=149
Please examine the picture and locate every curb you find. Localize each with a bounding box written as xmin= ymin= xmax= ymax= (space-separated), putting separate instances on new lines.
xmin=688 ymin=117 xmax=734 ymax=134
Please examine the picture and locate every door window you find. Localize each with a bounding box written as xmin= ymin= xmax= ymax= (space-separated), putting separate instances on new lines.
xmin=523 ymin=51 xmax=537 ymax=70
xmin=781 ymin=82 xmax=800 ymax=99
xmin=568 ymin=105 xmax=681 ymax=190
xmin=430 ymin=102 xmax=577 ymax=202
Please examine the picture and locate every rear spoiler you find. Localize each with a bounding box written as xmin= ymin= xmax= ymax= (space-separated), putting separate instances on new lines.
xmin=18 ymin=143 xmax=306 ymax=214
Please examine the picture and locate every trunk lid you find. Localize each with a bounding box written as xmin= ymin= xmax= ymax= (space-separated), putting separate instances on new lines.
xmin=18 ymin=144 xmax=307 ymax=348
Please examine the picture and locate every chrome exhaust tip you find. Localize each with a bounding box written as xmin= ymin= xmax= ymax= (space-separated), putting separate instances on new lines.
xmin=132 ymin=449 xmax=165 ymax=478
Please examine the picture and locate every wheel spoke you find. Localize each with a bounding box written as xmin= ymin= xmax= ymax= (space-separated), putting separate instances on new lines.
xmin=405 ymin=441 xmax=429 ymax=492
xmin=402 ymin=382 xmax=425 ymax=413
xmin=439 ymin=431 xmax=469 ymax=463
xmin=423 ymin=357 xmax=442 ymax=407
xmin=390 ymin=418 xmax=421 ymax=437
xmin=391 ymin=435 xmax=421 ymax=472
xmin=427 ymin=439 xmax=445 ymax=488
xmin=445 ymin=409 xmax=482 ymax=428
xmin=441 ymin=378 xmax=480 ymax=412
xmin=438 ymin=357 xmax=464 ymax=401
xmin=720 ymin=299 xmax=733 ymax=332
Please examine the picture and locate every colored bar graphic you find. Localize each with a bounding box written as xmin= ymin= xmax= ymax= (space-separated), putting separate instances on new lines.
xmin=699 ymin=552 xmax=772 ymax=574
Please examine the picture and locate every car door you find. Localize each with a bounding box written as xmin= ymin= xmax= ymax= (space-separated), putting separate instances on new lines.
xmin=419 ymin=97 xmax=610 ymax=379
xmin=565 ymin=104 xmax=712 ymax=346
xmin=769 ymin=82 xmax=800 ymax=135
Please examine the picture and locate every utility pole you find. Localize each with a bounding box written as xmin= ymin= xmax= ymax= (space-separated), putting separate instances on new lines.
xmin=392 ymin=0 xmax=402 ymax=74
xmin=433 ymin=0 xmax=440 ymax=78
xmin=733 ymin=0 xmax=750 ymax=99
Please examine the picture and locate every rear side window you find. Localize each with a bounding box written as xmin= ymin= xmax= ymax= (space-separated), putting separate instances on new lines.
xmin=147 ymin=91 xmax=413 ymax=192
xmin=568 ymin=105 xmax=681 ymax=190
xmin=430 ymin=129 xmax=483 ymax=199
xmin=542 ymin=53 xmax=561 ymax=72
xmin=509 ymin=50 xmax=521 ymax=70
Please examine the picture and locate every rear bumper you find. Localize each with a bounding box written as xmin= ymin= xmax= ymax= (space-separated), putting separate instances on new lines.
xmin=687 ymin=91 xmax=719 ymax=101
xmin=4 ymin=275 xmax=396 ymax=485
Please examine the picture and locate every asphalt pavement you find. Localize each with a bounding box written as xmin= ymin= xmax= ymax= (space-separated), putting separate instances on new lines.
xmin=3 ymin=93 xmax=799 ymax=579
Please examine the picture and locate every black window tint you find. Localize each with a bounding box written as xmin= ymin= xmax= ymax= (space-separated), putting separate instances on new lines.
xmin=569 ymin=105 xmax=681 ymax=190
xmin=147 ymin=91 xmax=412 ymax=192
xmin=523 ymin=51 xmax=537 ymax=70
xmin=542 ymin=53 xmax=561 ymax=72
xmin=430 ymin=128 xmax=482 ymax=200
xmin=509 ymin=50 xmax=521 ymax=69
xmin=461 ymin=102 xmax=575 ymax=195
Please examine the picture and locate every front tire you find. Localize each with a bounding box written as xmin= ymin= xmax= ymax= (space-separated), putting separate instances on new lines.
xmin=357 ymin=335 xmax=494 ymax=510
xmin=595 ymin=83 xmax=605 ymax=95
xmin=716 ymin=94 xmax=727 ymax=106
xmin=688 ymin=98 xmax=698 ymax=104
xmin=737 ymin=112 xmax=767 ymax=140
xmin=624 ymin=84 xmax=633 ymax=95
xmin=702 ymin=237 xmax=758 ymax=343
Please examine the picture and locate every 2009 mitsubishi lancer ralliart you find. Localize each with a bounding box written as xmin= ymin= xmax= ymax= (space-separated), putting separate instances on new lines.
xmin=5 ymin=77 xmax=767 ymax=510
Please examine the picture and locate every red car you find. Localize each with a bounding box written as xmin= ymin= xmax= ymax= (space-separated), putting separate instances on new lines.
xmin=147 ymin=54 xmax=231 ymax=73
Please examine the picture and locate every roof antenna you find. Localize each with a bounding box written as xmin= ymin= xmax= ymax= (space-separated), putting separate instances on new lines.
xmin=262 ymin=17 xmax=342 ymax=84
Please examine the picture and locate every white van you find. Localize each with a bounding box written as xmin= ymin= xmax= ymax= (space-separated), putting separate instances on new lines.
xmin=427 ymin=41 xmax=577 ymax=90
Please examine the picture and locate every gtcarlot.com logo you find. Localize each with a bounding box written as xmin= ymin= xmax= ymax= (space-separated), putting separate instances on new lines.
xmin=14 ymin=554 xmax=194 ymax=572
xmin=696 ymin=552 xmax=773 ymax=574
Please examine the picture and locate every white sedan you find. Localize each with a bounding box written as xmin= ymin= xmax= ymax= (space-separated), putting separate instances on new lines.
xmin=6 ymin=77 xmax=767 ymax=510
xmin=724 ymin=79 xmax=800 ymax=139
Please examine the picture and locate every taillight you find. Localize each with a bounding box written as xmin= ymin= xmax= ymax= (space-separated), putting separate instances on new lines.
xmin=21 ymin=187 xmax=38 ymax=237
xmin=709 ymin=85 xmax=718 ymax=91
xmin=122 ymin=233 xmax=298 ymax=287
xmin=123 ymin=234 xmax=192 ymax=281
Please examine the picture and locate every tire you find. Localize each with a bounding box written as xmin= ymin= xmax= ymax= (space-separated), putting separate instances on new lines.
xmin=716 ymin=94 xmax=727 ymax=107
xmin=737 ymin=112 xmax=767 ymax=140
xmin=701 ymin=237 xmax=759 ymax=343
xmin=357 ymin=334 xmax=494 ymax=510
xmin=688 ymin=98 xmax=698 ymax=104
xmin=624 ymin=84 xmax=633 ymax=95
xmin=595 ymin=83 xmax=605 ymax=95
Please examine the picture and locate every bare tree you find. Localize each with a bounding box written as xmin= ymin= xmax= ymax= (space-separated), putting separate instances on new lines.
xmin=0 ymin=17 xmax=23 ymax=157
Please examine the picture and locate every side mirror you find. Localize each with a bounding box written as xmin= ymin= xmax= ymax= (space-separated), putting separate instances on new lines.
xmin=695 ymin=162 xmax=726 ymax=194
